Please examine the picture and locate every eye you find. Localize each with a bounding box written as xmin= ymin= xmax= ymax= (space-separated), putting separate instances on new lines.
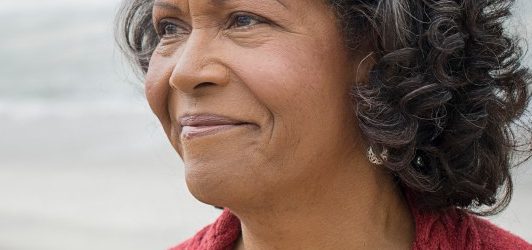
xmin=229 ymin=13 xmax=265 ymax=29
xmin=157 ymin=20 xmax=186 ymax=38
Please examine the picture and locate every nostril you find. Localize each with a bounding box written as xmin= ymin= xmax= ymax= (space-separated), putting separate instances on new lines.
xmin=194 ymin=82 xmax=216 ymax=90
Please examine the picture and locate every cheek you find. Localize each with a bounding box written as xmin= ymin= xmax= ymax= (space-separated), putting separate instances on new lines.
xmin=226 ymin=36 xmax=356 ymax=175
xmin=144 ymin=56 xmax=175 ymax=145
xmin=235 ymin=39 xmax=353 ymax=130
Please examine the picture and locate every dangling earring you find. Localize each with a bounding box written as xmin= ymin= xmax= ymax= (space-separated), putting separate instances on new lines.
xmin=367 ymin=146 xmax=388 ymax=165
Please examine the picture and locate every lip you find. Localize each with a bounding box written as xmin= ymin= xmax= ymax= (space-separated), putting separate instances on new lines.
xmin=179 ymin=114 xmax=255 ymax=140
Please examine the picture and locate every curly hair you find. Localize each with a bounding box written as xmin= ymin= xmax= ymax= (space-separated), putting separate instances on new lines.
xmin=115 ymin=0 xmax=531 ymax=215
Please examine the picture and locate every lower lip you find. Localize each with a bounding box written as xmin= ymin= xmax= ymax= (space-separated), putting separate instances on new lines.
xmin=181 ymin=124 xmax=250 ymax=140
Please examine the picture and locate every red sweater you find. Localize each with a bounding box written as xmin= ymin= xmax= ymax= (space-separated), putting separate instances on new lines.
xmin=170 ymin=204 xmax=531 ymax=250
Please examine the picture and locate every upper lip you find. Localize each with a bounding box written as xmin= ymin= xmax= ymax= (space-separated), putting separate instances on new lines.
xmin=179 ymin=114 xmax=251 ymax=127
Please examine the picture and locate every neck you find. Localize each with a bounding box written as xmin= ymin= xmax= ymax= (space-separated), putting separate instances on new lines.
xmin=230 ymin=158 xmax=415 ymax=250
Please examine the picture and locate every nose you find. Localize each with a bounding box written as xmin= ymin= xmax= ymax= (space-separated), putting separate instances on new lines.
xmin=168 ymin=32 xmax=230 ymax=94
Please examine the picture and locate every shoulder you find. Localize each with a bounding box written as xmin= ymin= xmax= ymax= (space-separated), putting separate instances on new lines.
xmin=413 ymin=206 xmax=531 ymax=250
xmin=472 ymin=215 xmax=531 ymax=250
xmin=169 ymin=209 xmax=241 ymax=250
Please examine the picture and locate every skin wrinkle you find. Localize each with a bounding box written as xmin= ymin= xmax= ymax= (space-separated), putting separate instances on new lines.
xmin=155 ymin=0 xmax=289 ymax=11
xmin=144 ymin=0 xmax=414 ymax=249
xmin=209 ymin=0 xmax=289 ymax=10
xmin=153 ymin=0 xmax=288 ymax=22
xmin=152 ymin=2 xmax=300 ymax=49
xmin=155 ymin=0 xmax=302 ymax=34
xmin=116 ymin=0 xmax=532 ymax=247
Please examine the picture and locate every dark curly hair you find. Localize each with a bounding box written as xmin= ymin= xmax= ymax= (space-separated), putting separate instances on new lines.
xmin=115 ymin=0 xmax=531 ymax=215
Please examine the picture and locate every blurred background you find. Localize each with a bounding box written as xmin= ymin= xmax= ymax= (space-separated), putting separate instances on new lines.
xmin=0 ymin=0 xmax=530 ymax=249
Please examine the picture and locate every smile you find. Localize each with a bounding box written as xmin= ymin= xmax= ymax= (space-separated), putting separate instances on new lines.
xmin=179 ymin=114 xmax=256 ymax=140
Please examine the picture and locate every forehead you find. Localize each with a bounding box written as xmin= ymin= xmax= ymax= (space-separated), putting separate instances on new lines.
xmin=151 ymin=0 xmax=334 ymax=21
xmin=153 ymin=0 xmax=289 ymax=10
xmin=150 ymin=0 xmax=340 ymax=27
xmin=207 ymin=0 xmax=288 ymax=7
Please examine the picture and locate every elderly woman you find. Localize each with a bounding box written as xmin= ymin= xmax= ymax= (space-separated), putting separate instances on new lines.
xmin=116 ymin=0 xmax=531 ymax=249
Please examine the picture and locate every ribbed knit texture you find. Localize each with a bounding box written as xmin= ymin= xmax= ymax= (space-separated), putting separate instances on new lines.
xmin=170 ymin=201 xmax=531 ymax=250
xmin=171 ymin=209 xmax=241 ymax=250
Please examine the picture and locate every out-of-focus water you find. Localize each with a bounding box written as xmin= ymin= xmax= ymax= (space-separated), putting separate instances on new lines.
xmin=0 ymin=1 xmax=140 ymax=101
xmin=0 ymin=1 xmax=223 ymax=250
xmin=0 ymin=1 xmax=531 ymax=249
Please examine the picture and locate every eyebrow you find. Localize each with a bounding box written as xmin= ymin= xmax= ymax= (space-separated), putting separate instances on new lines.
xmin=153 ymin=1 xmax=182 ymax=14
xmin=153 ymin=0 xmax=288 ymax=11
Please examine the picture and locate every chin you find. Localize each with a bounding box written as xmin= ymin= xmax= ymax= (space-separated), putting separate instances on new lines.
xmin=183 ymin=157 xmax=260 ymax=209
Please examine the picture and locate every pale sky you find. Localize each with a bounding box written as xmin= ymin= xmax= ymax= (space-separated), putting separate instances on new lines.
xmin=1 ymin=0 xmax=122 ymax=11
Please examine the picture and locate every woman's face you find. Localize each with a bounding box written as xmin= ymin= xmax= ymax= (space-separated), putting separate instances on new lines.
xmin=146 ymin=0 xmax=368 ymax=208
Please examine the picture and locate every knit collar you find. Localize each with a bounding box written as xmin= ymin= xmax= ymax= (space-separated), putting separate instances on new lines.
xmin=171 ymin=191 xmax=531 ymax=250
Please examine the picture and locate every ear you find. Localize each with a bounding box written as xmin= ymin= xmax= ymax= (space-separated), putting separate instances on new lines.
xmin=352 ymin=51 xmax=377 ymax=85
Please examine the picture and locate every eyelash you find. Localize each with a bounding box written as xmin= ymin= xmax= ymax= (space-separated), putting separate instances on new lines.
xmin=228 ymin=13 xmax=266 ymax=30
xmin=156 ymin=12 xmax=267 ymax=38
xmin=157 ymin=20 xmax=185 ymax=39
